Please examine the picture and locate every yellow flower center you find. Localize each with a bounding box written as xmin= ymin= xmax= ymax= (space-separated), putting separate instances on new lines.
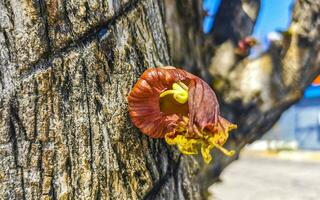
xmin=160 ymin=82 xmax=236 ymax=164
xmin=160 ymin=82 xmax=189 ymax=104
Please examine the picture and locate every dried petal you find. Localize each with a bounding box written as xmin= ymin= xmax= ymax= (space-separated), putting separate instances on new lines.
xmin=128 ymin=67 xmax=237 ymax=163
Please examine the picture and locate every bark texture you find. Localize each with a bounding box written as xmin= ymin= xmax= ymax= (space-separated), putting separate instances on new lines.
xmin=164 ymin=0 xmax=320 ymax=191
xmin=0 ymin=0 xmax=319 ymax=199
xmin=0 ymin=0 xmax=201 ymax=199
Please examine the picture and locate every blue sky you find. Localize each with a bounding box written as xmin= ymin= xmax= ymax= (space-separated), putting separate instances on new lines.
xmin=202 ymin=0 xmax=221 ymax=33
xmin=252 ymin=0 xmax=294 ymax=39
xmin=203 ymin=0 xmax=320 ymax=98
xmin=203 ymin=0 xmax=295 ymax=57
xmin=203 ymin=0 xmax=294 ymax=39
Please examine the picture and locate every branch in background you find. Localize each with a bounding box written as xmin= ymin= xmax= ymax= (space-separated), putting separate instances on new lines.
xmin=164 ymin=0 xmax=320 ymax=194
xmin=212 ymin=0 xmax=260 ymax=44
xmin=164 ymin=0 xmax=212 ymax=81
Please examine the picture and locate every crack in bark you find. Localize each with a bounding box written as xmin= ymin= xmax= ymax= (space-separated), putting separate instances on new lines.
xmin=9 ymin=94 xmax=28 ymax=140
xmin=20 ymin=0 xmax=142 ymax=80
xmin=61 ymin=0 xmax=75 ymax=38
xmin=20 ymin=168 xmax=27 ymax=200
xmin=38 ymin=141 xmax=44 ymax=195
xmin=2 ymin=30 xmax=12 ymax=62
xmin=2 ymin=0 xmax=15 ymax=31
xmin=143 ymin=156 xmax=181 ymax=200
xmin=38 ymin=0 xmax=52 ymax=60
xmin=33 ymin=79 xmax=39 ymax=140
xmin=109 ymin=140 xmax=131 ymax=198
xmin=9 ymin=110 xmax=18 ymax=168
xmin=8 ymin=98 xmax=27 ymax=199
xmin=3 ymin=0 xmax=17 ymax=61
xmin=81 ymin=59 xmax=95 ymax=197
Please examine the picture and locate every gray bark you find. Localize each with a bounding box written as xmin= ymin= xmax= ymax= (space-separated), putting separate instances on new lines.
xmin=0 ymin=0 xmax=319 ymax=199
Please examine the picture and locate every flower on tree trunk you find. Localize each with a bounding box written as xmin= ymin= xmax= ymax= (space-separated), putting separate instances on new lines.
xmin=128 ymin=66 xmax=237 ymax=163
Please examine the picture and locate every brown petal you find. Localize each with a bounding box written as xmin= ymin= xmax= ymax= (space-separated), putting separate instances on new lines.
xmin=187 ymin=78 xmax=219 ymax=132
xmin=128 ymin=68 xmax=189 ymax=138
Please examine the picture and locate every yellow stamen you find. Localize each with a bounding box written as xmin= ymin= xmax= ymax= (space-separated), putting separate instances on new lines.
xmin=164 ymin=120 xmax=236 ymax=164
xmin=209 ymin=137 xmax=235 ymax=157
xmin=165 ymin=134 xmax=199 ymax=155
xmin=160 ymin=82 xmax=188 ymax=104
xmin=201 ymin=142 xmax=215 ymax=163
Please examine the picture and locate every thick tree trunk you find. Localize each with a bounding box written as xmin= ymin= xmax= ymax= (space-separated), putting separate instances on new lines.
xmin=0 ymin=0 xmax=202 ymax=199
xmin=1 ymin=0 xmax=319 ymax=199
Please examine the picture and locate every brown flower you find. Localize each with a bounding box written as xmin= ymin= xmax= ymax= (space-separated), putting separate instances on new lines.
xmin=128 ymin=66 xmax=237 ymax=163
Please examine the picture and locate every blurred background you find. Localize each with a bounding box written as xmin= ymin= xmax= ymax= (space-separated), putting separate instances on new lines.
xmin=204 ymin=0 xmax=320 ymax=199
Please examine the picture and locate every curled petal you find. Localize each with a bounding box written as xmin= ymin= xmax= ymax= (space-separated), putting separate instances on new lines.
xmin=188 ymin=78 xmax=219 ymax=134
xmin=128 ymin=67 xmax=190 ymax=138
xmin=128 ymin=67 xmax=237 ymax=163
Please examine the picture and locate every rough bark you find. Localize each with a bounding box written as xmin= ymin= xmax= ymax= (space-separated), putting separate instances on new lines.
xmin=164 ymin=0 xmax=320 ymax=192
xmin=0 ymin=0 xmax=202 ymax=199
xmin=1 ymin=0 xmax=319 ymax=199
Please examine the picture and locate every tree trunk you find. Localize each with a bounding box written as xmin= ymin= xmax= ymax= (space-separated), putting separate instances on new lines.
xmin=164 ymin=0 xmax=320 ymax=192
xmin=0 ymin=0 xmax=202 ymax=199
xmin=1 ymin=0 xmax=319 ymax=199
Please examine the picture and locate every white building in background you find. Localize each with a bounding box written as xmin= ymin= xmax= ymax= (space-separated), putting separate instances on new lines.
xmin=249 ymin=79 xmax=320 ymax=151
